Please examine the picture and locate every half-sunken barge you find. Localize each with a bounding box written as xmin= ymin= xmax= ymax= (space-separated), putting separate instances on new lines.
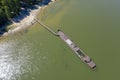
xmin=57 ymin=30 xmax=96 ymax=69
xmin=34 ymin=17 xmax=96 ymax=69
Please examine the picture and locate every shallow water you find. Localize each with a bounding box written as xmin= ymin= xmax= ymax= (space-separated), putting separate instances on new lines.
xmin=0 ymin=0 xmax=120 ymax=80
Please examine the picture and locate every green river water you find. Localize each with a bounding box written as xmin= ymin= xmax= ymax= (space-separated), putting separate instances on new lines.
xmin=0 ymin=0 xmax=120 ymax=80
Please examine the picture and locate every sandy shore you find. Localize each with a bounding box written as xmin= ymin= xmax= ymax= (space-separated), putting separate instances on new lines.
xmin=2 ymin=0 xmax=56 ymax=37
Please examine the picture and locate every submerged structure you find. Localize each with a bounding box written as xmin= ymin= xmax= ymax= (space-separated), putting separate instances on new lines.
xmin=34 ymin=17 xmax=96 ymax=69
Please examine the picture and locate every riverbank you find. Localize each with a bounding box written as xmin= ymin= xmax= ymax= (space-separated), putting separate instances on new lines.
xmin=2 ymin=0 xmax=57 ymax=37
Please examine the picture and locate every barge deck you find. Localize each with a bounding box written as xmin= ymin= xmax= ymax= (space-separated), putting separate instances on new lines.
xmin=57 ymin=30 xmax=96 ymax=69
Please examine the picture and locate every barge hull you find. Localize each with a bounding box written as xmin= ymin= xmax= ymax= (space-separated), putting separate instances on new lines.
xmin=57 ymin=30 xmax=96 ymax=69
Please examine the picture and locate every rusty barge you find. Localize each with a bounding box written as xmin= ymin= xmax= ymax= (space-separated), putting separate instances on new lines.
xmin=34 ymin=17 xmax=96 ymax=69
xmin=57 ymin=30 xmax=96 ymax=69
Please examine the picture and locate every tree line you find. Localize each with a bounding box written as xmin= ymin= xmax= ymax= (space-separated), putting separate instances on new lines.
xmin=0 ymin=0 xmax=45 ymax=26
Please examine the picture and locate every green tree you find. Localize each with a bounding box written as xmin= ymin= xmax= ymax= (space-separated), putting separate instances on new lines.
xmin=14 ymin=0 xmax=20 ymax=14
xmin=4 ymin=6 xmax=11 ymax=19
xmin=0 ymin=8 xmax=7 ymax=26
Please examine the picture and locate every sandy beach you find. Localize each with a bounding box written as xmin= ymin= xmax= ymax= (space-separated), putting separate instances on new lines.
xmin=2 ymin=0 xmax=56 ymax=37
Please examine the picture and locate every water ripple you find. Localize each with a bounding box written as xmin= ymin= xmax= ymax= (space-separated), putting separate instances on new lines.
xmin=0 ymin=41 xmax=32 ymax=80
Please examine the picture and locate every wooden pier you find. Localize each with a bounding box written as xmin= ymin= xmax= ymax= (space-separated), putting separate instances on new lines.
xmin=34 ymin=18 xmax=58 ymax=36
xmin=34 ymin=18 xmax=96 ymax=69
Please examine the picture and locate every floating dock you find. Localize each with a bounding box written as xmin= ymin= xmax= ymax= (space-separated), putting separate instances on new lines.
xmin=57 ymin=30 xmax=96 ymax=69
xmin=34 ymin=17 xmax=96 ymax=69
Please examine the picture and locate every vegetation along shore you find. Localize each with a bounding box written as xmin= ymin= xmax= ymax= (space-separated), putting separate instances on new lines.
xmin=0 ymin=0 xmax=56 ymax=36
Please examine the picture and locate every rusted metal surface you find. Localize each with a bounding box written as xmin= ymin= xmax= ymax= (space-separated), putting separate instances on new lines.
xmin=57 ymin=30 xmax=96 ymax=69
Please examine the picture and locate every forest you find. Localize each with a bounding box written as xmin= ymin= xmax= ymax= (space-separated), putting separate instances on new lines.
xmin=0 ymin=0 xmax=46 ymax=26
